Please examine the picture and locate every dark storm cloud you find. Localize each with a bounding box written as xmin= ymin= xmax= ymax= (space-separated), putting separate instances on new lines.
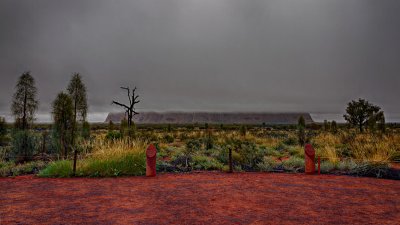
xmin=0 ymin=0 xmax=400 ymax=122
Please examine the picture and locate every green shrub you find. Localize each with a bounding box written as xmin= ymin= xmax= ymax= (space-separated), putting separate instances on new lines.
xmin=257 ymin=156 xmax=277 ymax=172
xmin=287 ymin=146 xmax=304 ymax=158
xmin=320 ymin=161 xmax=336 ymax=173
xmin=192 ymin=155 xmax=223 ymax=170
xmin=273 ymin=142 xmax=288 ymax=152
xmin=204 ymin=132 xmax=214 ymax=150
xmin=222 ymin=139 xmax=266 ymax=171
xmin=10 ymin=130 xmax=39 ymax=162
xmin=214 ymin=146 xmax=241 ymax=165
xmin=139 ymin=131 xmax=159 ymax=142
xmin=0 ymin=146 xmax=10 ymax=161
xmin=10 ymin=161 xmax=46 ymax=176
xmin=282 ymin=156 xmax=304 ymax=172
xmin=283 ymin=136 xmax=297 ymax=146
xmin=0 ymin=161 xmax=15 ymax=177
xmin=0 ymin=161 xmax=46 ymax=177
xmin=264 ymin=148 xmax=281 ymax=157
xmin=40 ymin=151 xmax=146 ymax=178
xmin=81 ymin=121 xmax=91 ymax=140
xmin=39 ymin=160 xmax=73 ymax=177
xmin=171 ymin=148 xmax=191 ymax=169
xmin=105 ymin=131 xmax=122 ymax=141
xmin=349 ymin=162 xmax=390 ymax=178
xmin=163 ymin=134 xmax=174 ymax=143
xmin=337 ymin=160 xmax=357 ymax=171
xmin=156 ymin=161 xmax=177 ymax=172
xmin=186 ymin=139 xmax=202 ymax=152
xmin=48 ymin=128 xmax=61 ymax=155
xmin=81 ymin=153 xmax=146 ymax=177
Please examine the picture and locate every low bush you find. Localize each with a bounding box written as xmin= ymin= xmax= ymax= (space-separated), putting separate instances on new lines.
xmin=156 ymin=161 xmax=177 ymax=172
xmin=282 ymin=156 xmax=304 ymax=172
xmin=319 ymin=161 xmax=336 ymax=174
xmin=186 ymin=139 xmax=202 ymax=152
xmin=256 ymin=156 xmax=277 ymax=172
xmin=287 ymin=146 xmax=304 ymax=158
xmin=10 ymin=130 xmax=39 ymax=162
xmin=105 ymin=131 xmax=123 ymax=141
xmin=79 ymin=153 xmax=145 ymax=177
xmin=163 ymin=134 xmax=174 ymax=143
xmin=336 ymin=160 xmax=357 ymax=171
xmin=192 ymin=155 xmax=223 ymax=170
xmin=1 ymin=161 xmax=46 ymax=177
xmin=264 ymin=147 xmax=281 ymax=157
xmin=283 ymin=136 xmax=297 ymax=146
xmin=39 ymin=160 xmax=73 ymax=177
xmin=0 ymin=161 xmax=15 ymax=176
xmin=227 ymin=139 xmax=266 ymax=171
xmin=349 ymin=162 xmax=390 ymax=178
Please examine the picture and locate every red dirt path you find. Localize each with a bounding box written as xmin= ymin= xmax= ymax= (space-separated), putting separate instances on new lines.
xmin=1 ymin=172 xmax=399 ymax=224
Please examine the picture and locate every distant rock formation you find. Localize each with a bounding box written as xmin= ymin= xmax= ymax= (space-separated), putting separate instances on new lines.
xmin=105 ymin=112 xmax=314 ymax=125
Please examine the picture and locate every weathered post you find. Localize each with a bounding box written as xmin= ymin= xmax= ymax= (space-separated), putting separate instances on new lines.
xmin=318 ymin=156 xmax=321 ymax=175
xmin=42 ymin=131 xmax=47 ymax=154
xmin=228 ymin=148 xmax=233 ymax=173
xmin=304 ymin=144 xmax=315 ymax=175
xmin=146 ymin=144 xmax=157 ymax=177
xmin=73 ymin=146 xmax=78 ymax=176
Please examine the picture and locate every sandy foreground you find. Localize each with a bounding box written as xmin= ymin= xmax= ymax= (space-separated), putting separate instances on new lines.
xmin=1 ymin=172 xmax=399 ymax=225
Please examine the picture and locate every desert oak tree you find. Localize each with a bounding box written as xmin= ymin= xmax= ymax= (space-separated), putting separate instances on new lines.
xmin=11 ymin=72 xmax=39 ymax=130
xmin=67 ymin=73 xmax=88 ymax=175
xmin=52 ymin=92 xmax=73 ymax=159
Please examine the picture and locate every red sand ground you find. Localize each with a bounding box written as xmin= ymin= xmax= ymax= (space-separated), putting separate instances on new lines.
xmin=1 ymin=172 xmax=399 ymax=225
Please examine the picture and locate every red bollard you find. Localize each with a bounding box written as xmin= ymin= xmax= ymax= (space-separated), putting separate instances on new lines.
xmin=146 ymin=144 xmax=157 ymax=177
xmin=304 ymin=144 xmax=316 ymax=175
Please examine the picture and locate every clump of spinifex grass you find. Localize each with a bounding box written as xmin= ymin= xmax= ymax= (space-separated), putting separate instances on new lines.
xmin=319 ymin=146 xmax=340 ymax=164
xmin=313 ymin=132 xmax=341 ymax=148
xmin=349 ymin=134 xmax=396 ymax=163
xmin=39 ymin=139 xmax=147 ymax=177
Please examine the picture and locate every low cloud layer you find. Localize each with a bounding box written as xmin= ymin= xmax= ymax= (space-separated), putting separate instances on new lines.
xmin=1 ymin=0 xmax=399 ymax=122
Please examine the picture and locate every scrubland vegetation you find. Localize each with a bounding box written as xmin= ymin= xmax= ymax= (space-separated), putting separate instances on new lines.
xmin=1 ymin=72 xmax=399 ymax=179
xmin=2 ymin=122 xmax=399 ymax=179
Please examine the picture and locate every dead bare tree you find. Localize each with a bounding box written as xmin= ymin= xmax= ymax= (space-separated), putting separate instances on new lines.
xmin=112 ymin=86 xmax=140 ymax=130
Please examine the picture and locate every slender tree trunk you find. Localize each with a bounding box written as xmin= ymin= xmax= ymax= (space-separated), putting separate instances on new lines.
xmin=22 ymin=88 xmax=27 ymax=130
xmin=72 ymin=100 xmax=78 ymax=176
xmin=22 ymin=132 xmax=27 ymax=162
xmin=60 ymin=131 xmax=65 ymax=159
xmin=42 ymin=132 xmax=46 ymax=154
xmin=73 ymin=146 xmax=78 ymax=176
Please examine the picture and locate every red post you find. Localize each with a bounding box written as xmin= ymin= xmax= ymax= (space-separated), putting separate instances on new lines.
xmin=304 ymin=144 xmax=316 ymax=175
xmin=146 ymin=144 xmax=157 ymax=177
xmin=318 ymin=156 xmax=321 ymax=175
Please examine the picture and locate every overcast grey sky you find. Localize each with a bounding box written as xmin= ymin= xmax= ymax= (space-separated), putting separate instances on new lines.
xmin=1 ymin=0 xmax=399 ymax=122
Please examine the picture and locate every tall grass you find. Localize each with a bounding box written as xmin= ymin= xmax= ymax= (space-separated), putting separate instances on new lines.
xmin=313 ymin=133 xmax=341 ymax=148
xmin=349 ymin=134 xmax=397 ymax=163
xmin=320 ymin=146 xmax=339 ymax=164
xmin=39 ymin=138 xmax=147 ymax=177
